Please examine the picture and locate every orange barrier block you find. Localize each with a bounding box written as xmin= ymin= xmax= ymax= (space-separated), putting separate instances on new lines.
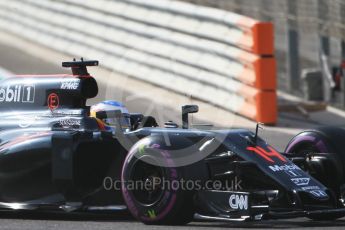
xmin=239 ymin=90 xmax=277 ymax=125
xmin=238 ymin=57 xmax=276 ymax=90
xmin=236 ymin=19 xmax=274 ymax=56
xmin=252 ymin=22 xmax=274 ymax=56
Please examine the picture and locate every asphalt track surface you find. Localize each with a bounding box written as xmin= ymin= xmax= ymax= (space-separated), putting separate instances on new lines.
xmin=1 ymin=42 xmax=345 ymax=229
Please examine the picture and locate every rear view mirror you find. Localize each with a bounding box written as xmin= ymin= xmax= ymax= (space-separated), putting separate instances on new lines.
xmin=182 ymin=105 xmax=199 ymax=114
xmin=182 ymin=105 xmax=199 ymax=129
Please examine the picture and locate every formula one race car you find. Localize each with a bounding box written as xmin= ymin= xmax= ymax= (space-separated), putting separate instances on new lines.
xmin=0 ymin=59 xmax=345 ymax=225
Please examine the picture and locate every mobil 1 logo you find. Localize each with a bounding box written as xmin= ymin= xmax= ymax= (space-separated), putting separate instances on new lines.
xmin=22 ymin=85 xmax=35 ymax=103
xmin=0 ymin=84 xmax=35 ymax=103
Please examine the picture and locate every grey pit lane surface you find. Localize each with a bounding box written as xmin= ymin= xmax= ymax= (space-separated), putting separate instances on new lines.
xmin=1 ymin=42 xmax=345 ymax=229
xmin=0 ymin=211 xmax=345 ymax=230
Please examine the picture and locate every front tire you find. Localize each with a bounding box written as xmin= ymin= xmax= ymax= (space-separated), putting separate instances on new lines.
xmin=121 ymin=135 xmax=208 ymax=225
xmin=285 ymin=127 xmax=345 ymax=220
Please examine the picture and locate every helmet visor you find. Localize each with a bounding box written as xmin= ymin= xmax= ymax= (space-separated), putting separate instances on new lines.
xmin=103 ymin=113 xmax=131 ymax=131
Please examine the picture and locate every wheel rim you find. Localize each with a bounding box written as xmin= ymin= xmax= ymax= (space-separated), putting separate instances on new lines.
xmin=129 ymin=157 xmax=165 ymax=206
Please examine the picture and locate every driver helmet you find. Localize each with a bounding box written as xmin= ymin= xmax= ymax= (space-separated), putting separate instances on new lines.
xmin=90 ymin=100 xmax=131 ymax=132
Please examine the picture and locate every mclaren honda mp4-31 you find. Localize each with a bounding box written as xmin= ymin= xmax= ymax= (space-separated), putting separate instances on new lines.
xmin=0 ymin=59 xmax=344 ymax=225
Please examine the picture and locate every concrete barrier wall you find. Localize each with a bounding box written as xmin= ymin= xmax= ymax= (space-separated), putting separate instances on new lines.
xmin=179 ymin=0 xmax=345 ymax=99
xmin=0 ymin=67 xmax=13 ymax=80
xmin=0 ymin=0 xmax=277 ymax=124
